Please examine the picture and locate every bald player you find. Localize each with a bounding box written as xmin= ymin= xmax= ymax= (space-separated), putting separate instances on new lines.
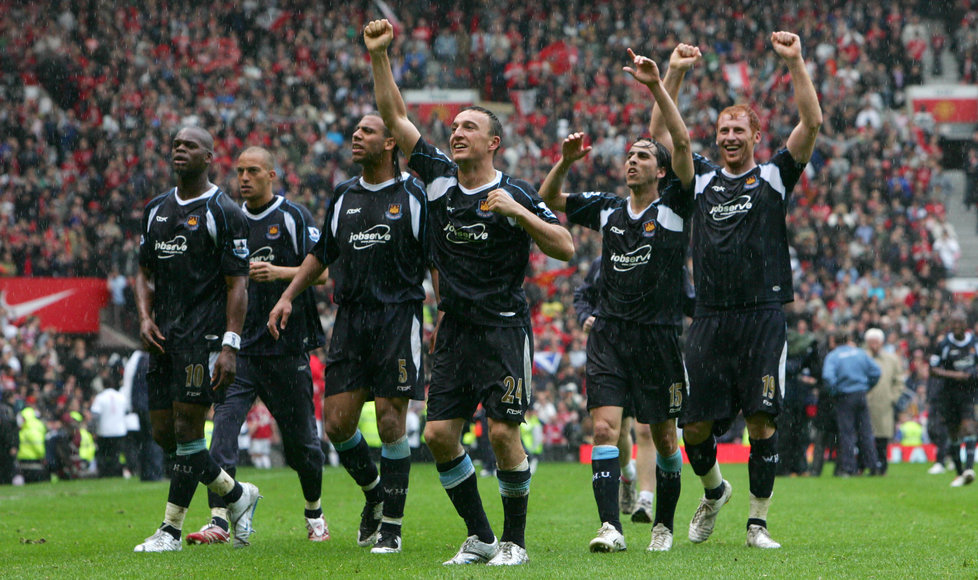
xmin=186 ymin=146 xmax=329 ymax=546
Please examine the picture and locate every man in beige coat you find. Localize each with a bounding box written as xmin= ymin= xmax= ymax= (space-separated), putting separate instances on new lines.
xmin=865 ymin=328 xmax=906 ymax=475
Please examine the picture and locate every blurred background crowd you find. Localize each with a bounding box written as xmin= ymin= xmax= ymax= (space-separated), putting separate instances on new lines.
xmin=3 ymin=0 xmax=978 ymax=482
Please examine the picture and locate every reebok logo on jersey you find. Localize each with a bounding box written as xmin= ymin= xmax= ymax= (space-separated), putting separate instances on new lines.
xmin=709 ymin=195 xmax=753 ymax=221
xmin=610 ymin=245 xmax=651 ymax=272
xmin=610 ymin=226 xmax=625 ymax=235
xmin=346 ymin=207 xmax=362 ymax=215
xmin=444 ymin=222 xmax=489 ymax=244
xmin=155 ymin=236 xmax=189 ymax=259
xmin=250 ymin=246 xmax=275 ymax=263
xmin=156 ymin=215 xmax=168 ymax=222
xmin=350 ymin=225 xmax=392 ymax=249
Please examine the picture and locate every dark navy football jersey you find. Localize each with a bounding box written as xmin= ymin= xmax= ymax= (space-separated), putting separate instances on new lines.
xmin=566 ymin=177 xmax=692 ymax=326
xmin=138 ymin=185 xmax=250 ymax=352
xmin=573 ymin=257 xmax=602 ymax=325
xmin=931 ymin=332 xmax=978 ymax=386
xmin=408 ymin=136 xmax=561 ymax=327
xmin=241 ymin=195 xmax=326 ymax=355
xmin=690 ymin=149 xmax=805 ymax=310
xmin=312 ymin=173 xmax=427 ymax=305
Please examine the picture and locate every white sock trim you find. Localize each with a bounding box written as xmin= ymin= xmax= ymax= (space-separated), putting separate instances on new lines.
xmin=498 ymin=456 xmax=530 ymax=473
xmin=749 ymin=493 xmax=772 ymax=522
xmin=622 ymin=460 xmax=637 ymax=482
xmin=164 ymin=502 xmax=188 ymax=531
xmin=702 ymin=462 xmax=723 ymax=491
xmin=206 ymin=469 xmax=235 ymax=496
xmin=363 ymin=475 xmax=381 ymax=492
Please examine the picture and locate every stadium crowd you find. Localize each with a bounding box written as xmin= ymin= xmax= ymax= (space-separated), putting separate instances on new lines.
xmin=2 ymin=0 xmax=978 ymax=481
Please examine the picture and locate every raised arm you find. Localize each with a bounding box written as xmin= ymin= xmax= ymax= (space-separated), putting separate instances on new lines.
xmin=538 ymin=132 xmax=592 ymax=213
xmin=647 ymin=44 xmax=701 ymax=153
xmin=364 ymin=19 xmax=422 ymax=156
xmin=771 ymin=31 xmax=822 ymax=163
xmin=625 ymin=49 xmax=693 ymax=187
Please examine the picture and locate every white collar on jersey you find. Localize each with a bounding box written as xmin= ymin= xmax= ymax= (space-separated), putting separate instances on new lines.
xmin=359 ymin=172 xmax=412 ymax=192
xmin=626 ymin=197 xmax=657 ymax=220
xmin=947 ymin=331 xmax=975 ymax=347
xmin=173 ymin=184 xmax=218 ymax=206
xmin=242 ymin=195 xmax=285 ymax=220
xmin=720 ymin=165 xmax=755 ymax=179
xmin=457 ymin=170 xmax=502 ymax=195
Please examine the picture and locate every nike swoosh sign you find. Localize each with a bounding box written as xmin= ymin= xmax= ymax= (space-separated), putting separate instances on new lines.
xmin=0 ymin=289 xmax=77 ymax=318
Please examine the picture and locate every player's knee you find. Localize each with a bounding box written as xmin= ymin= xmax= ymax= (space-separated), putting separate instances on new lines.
xmin=376 ymin=415 xmax=406 ymax=443
xmin=592 ymin=420 xmax=618 ymax=446
xmin=172 ymin=418 xmax=203 ymax=443
xmin=653 ymin=434 xmax=679 ymax=457
xmin=152 ymin=430 xmax=175 ymax=454
xmin=423 ymin=423 xmax=453 ymax=453
xmin=634 ymin=424 xmax=653 ymax=444
xmin=487 ymin=423 xmax=520 ymax=452
xmin=324 ymin=417 xmax=357 ymax=443
xmin=745 ymin=413 xmax=776 ymax=439
xmin=682 ymin=421 xmax=711 ymax=445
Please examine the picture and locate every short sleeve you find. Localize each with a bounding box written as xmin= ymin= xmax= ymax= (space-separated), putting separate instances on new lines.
xmin=310 ymin=195 xmax=340 ymax=267
xmin=408 ymin=136 xmax=456 ymax=198
xmin=217 ymin=199 xmax=250 ymax=276
xmin=505 ymin=177 xmax=561 ymax=225
xmin=565 ymin=191 xmax=621 ymax=231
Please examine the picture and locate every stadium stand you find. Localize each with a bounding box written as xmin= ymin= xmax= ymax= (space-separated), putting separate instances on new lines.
xmin=1 ymin=0 xmax=977 ymax=475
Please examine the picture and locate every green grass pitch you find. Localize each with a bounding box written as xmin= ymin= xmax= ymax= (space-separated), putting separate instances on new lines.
xmin=2 ymin=461 xmax=975 ymax=578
